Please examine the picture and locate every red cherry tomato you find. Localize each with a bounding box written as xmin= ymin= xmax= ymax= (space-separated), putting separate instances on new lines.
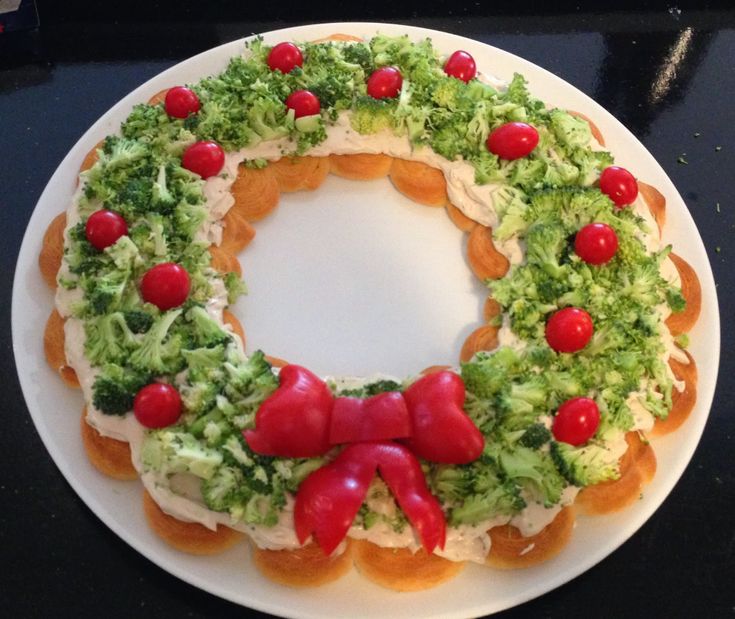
xmin=164 ymin=86 xmax=201 ymax=119
xmin=85 ymin=209 xmax=128 ymax=250
xmin=552 ymin=397 xmax=601 ymax=446
xmin=545 ymin=307 xmax=594 ymax=353
xmin=140 ymin=263 xmax=191 ymax=311
xmin=367 ymin=67 xmax=403 ymax=99
xmin=285 ymin=90 xmax=321 ymax=118
xmin=134 ymin=383 xmax=182 ymax=428
xmin=443 ymin=50 xmax=477 ymax=83
xmin=574 ymin=223 xmax=619 ymax=265
xmin=599 ymin=165 xmax=638 ymax=207
xmin=182 ymin=141 xmax=225 ymax=179
xmin=486 ymin=122 xmax=539 ymax=160
xmin=267 ymin=42 xmax=303 ymax=73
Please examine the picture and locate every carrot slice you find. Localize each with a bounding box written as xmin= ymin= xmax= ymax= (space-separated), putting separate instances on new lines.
xmin=43 ymin=309 xmax=80 ymax=388
xmin=222 ymin=309 xmax=245 ymax=346
xmin=147 ymin=88 xmax=169 ymax=106
xmin=567 ymin=110 xmax=605 ymax=147
xmin=230 ymin=164 xmax=280 ymax=222
xmin=220 ymin=208 xmax=256 ymax=254
xmin=446 ymin=203 xmax=477 ymax=232
xmin=207 ymin=246 xmax=242 ymax=277
xmin=329 ymin=153 xmax=394 ymax=180
xmin=638 ymin=181 xmax=666 ymax=235
xmin=460 ymin=324 xmax=500 ymax=363
xmin=651 ymin=351 xmax=698 ymax=436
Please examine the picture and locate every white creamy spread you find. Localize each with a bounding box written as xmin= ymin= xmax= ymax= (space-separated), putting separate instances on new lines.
xmin=54 ymin=61 xmax=690 ymax=565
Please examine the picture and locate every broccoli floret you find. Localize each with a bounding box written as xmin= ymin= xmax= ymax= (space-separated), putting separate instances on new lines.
xmin=247 ymin=97 xmax=293 ymax=140
xmin=450 ymin=479 xmax=525 ymax=525
xmin=518 ymin=423 xmax=552 ymax=449
xmin=85 ymin=269 xmax=130 ymax=315
xmin=524 ymin=223 xmax=569 ymax=278
xmin=123 ymin=309 xmax=155 ymax=334
xmin=550 ymin=440 xmax=621 ymax=486
xmin=140 ymin=429 xmax=223 ymax=479
xmin=129 ymin=309 xmax=184 ymax=375
xmin=495 ymin=446 xmax=566 ymax=506
xmin=222 ymin=350 xmax=278 ymax=416
xmin=337 ymin=379 xmax=402 ymax=398
xmin=104 ymin=235 xmax=144 ymax=271
xmin=666 ymin=287 xmax=686 ymax=313
xmin=84 ymin=312 xmax=140 ymax=365
xmin=202 ymin=465 xmax=246 ymax=511
xmin=461 ymin=347 xmax=522 ymax=398
xmin=549 ymin=109 xmax=592 ymax=150
xmin=341 ymin=42 xmax=375 ymax=73
xmin=187 ymin=305 xmax=230 ymax=347
xmin=172 ymin=201 xmax=207 ymax=241
xmin=431 ymin=77 xmax=466 ymax=111
xmin=223 ymin=272 xmax=247 ymax=304
xmin=92 ymin=363 xmax=150 ymax=415
xmin=619 ymin=261 xmax=665 ymax=306
xmin=350 ymin=96 xmax=395 ymax=134
xmin=151 ymin=164 xmax=177 ymax=209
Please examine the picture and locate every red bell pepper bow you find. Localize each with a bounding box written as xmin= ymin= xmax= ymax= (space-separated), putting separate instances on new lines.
xmin=244 ymin=366 xmax=485 ymax=555
xmin=294 ymin=442 xmax=446 ymax=555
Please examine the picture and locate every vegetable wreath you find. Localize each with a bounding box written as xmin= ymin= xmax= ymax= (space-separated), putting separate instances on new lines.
xmin=40 ymin=32 xmax=701 ymax=590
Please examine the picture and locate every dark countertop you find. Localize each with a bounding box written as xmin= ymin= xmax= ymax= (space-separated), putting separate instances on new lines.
xmin=2 ymin=2 xmax=733 ymax=617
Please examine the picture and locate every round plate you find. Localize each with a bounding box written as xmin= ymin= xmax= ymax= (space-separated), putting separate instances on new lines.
xmin=12 ymin=22 xmax=720 ymax=619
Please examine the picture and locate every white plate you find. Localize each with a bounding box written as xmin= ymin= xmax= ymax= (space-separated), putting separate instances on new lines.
xmin=12 ymin=22 xmax=720 ymax=619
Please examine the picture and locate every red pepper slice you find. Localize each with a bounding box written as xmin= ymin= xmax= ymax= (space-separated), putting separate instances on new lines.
xmin=294 ymin=449 xmax=375 ymax=556
xmin=243 ymin=365 xmax=333 ymax=457
xmin=294 ymin=442 xmax=446 ymax=556
xmin=363 ymin=442 xmax=446 ymax=553
xmin=402 ymin=371 xmax=484 ymax=464
xmin=329 ymin=392 xmax=411 ymax=444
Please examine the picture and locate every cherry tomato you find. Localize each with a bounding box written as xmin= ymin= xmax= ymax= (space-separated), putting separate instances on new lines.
xmin=486 ymin=122 xmax=539 ymax=160
xmin=285 ymin=90 xmax=321 ymax=118
xmin=552 ymin=397 xmax=601 ymax=445
xmin=164 ymin=86 xmax=200 ymax=119
xmin=367 ymin=67 xmax=403 ymax=99
xmin=599 ymin=165 xmax=638 ymax=207
xmin=443 ymin=50 xmax=477 ymax=83
xmin=85 ymin=209 xmax=128 ymax=250
xmin=134 ymin=383 xmax=182 ymax=428
xmin=545 ymin=307 xmax=594 ymax=353
xmin=574 ymin=222 xmax=619 ymax=265
xmin=140 ymin=262 xmax=191 ymax=310
xmin=267 ymin=42 xmax=303 ymax=73
xmin=182 ymin=140 xmax=225 ymax=179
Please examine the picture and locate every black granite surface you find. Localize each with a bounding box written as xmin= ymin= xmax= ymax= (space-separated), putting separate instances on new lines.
xmin=2 ymin=2 xmax=734 ymax=617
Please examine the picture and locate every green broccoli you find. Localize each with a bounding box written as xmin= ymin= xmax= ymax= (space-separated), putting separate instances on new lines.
xmin=202 ymin=465 xmax=246 ymax=511
xmin=495 ymin=446 xmax=566 ymax=506
xmin=337 ymin=379 xmax=402 ymax=398
xmin=123 ymin=310 xmax=154 ymax=334
xmin=247 ymin=97 xmax=293 ymax=140
xmin=92 ymin=363 xmax=150 ymax=415
xmin=84 ymin=312 xmax=140 ymax=365
xmin=518 ymin=423 xmax=552 ymax=449
xmin=461 ymin=347 xmax=522 ymax=399
xmin=350 ymin=96 xmax=395 ymax=134
xmin=187 ymin=305 xmax=230 ymax=347
xmin=151 ymin=164 xmax=177 ymax=209
xmin=550 ymin=440 xmax=620 ymax=486
xmin=524 ymin=222 xmax=569 ymax=279
xmin=223 ymin=272 xmax=248 ymax=305
xmin=85 ymin=269 xmax=130 ymax=315
xmin=129 ymin=309 xmax=184 ymax=375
